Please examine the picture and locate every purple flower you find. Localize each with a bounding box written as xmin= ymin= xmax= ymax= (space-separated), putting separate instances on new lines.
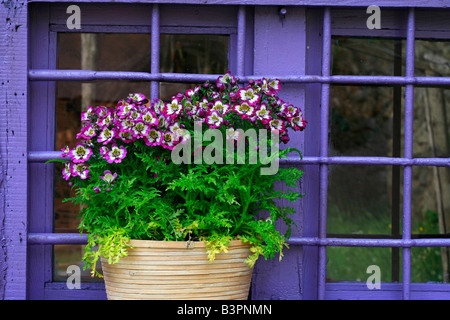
xmin=105 ymin=145 xmax=127 ymax=164
xmin=144 ymin=129 xmax=162 ymax=146
xmin=70 ymin=163 xmax=90 ymax=180
xmin=78 ymin=124 xmax=97 ymax=140
xmin=60 ymin=146 xmax=70 ymax=158
xmin=97 ymin=127 xmax=116 ymax=145
xmin=69 ymin=143 xmax=93 ymax=163
xmin=62 ymin=162 xmax=72 ymax=181
xmin=206 ymin=110 xmax=224 ymax=129
xmin=99 ymin=170 xmax=117 ymax=184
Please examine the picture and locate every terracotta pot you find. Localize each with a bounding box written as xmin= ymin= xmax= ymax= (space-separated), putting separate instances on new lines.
xmin=101 ymin=239 xmax=253 ymax=300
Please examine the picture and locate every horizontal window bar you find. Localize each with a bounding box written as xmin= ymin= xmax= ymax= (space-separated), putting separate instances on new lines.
xmin=29 ymin=69 xmax=450 ymax=86
xmin=28 ymin=233 xmax=450 ymax=247
xmin=29 ymin=70 xmax=220 ymax=82
xmin=328 ymin=233 xmax=450 ymax=239
xmin=288 ymin=237 xmax=450 ymax=248
xmin=280 ymin=156 xmax=450 ymax=167
xmin=28 ymin=233 xmax=88 ymax=245
xmin=326 ymin=283 xmax=450 ymax=300
xmin=49 ymin=24 xmax=236 ymax=34
xmin=29 ymin=151 xmax=450 ymax=167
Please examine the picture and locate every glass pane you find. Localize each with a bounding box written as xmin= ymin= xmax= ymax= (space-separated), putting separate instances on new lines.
xmin=412 ymin=247 xmax=448 ymax=283
xmin=159 ymin=34 xmax=229 ymax=100
xmin=412 ymin=166 xmax=449 ymax=237
xmin=414 ymin=40 xmax=450 ymax=77
xmin=331 ymin=37 xmax=400 ymax=76
xmin=160 ymin=34 xmax=228 ymax=74
xmin=326 ymin=247 xmax=393 ymax=283
xmin=329 ymin=85 xmax=398 ymax=158
xmin=57 ymin=33 xmax=151 ymax=71
xmin=412 ymin=88 xmax=450 ymax=159
xmin=327 ymin=165 xmax=395 ymax=236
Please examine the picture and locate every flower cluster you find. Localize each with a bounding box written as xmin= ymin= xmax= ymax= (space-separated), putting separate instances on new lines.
xmin=60 ymin=72 xmax=306 ymax=183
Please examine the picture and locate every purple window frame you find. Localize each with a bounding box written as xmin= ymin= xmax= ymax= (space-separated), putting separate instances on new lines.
xmin=1 ymin=0 xmax=449 ymax=300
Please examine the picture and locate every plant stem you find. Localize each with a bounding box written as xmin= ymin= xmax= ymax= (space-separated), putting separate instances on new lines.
xmin=231 ymin=169 xmax=255 ymax=235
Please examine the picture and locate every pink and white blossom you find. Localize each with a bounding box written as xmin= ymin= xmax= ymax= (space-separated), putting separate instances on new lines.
xmin=143 ymin=129 xmax=162 ymax=146
xmin=70 ymin=163 xmax=90 ymax=180
xmin=105 ymin=145 xmax=127 ymax=163
xmin=206 ymin=110 xmax=224 ymax=129
xmin=238 ymin=87 xmax=260 ymax=105
xmin=97 ymin=127 xmax=116 ymax=145
xmin=69 ymin=143 xmax=93 ymax=163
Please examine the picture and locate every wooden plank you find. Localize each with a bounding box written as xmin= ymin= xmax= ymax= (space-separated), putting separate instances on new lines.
xmin=331 ymin=8 xmax=450 ymax=39
xmin=251 ymin=6 xmax=306 ymax=300
xmin=326 ymin=282 xmax=450 ymax=300
xmin=0 ymin=0 xmax=29 ymax=300
xmin=27 ymin=3 xmax=56 ymax=300
xmin=48 ymin=3 xmax=238 ymax=29
xmin=28 ymin=0 xmax=450 ymax=8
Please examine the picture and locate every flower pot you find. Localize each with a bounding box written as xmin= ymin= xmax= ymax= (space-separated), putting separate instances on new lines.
xmin=101 ymin=239 xmax=253 ymax=300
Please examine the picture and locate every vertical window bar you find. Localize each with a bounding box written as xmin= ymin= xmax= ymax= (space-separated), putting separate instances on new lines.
xmin=151 ymin=4 xmax=160 ymax=101
xmin=318 ymin=7 xmax=331 ymax=300
xmin=237 ymin=5 xmax=246 ymax=78
xmin=391 ymin=39 xmax=403 ymax=283
xmin=402 ymin=7 xmax=415 ymax=300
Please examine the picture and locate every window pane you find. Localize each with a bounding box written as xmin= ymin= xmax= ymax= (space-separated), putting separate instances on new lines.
xmin=414 ymin=40 xmax=450 ymax=77
xmin=327 ymin=165 xmax=394 ymax=236
xmin=412 ymin=88 xmax=450 ymax=159
xmin=160 ymin=34 xmax=228 ymax=74
xmin=331 ymin=37 xmax=400 ymax=76
xmin=412 ymin=247 xmax=448 ymax=283
xmin=159 ymin=34 xmax=229 ymax=100
xmin=329 ymin=85 xmax=397 ymax=158
xmin=57 ymin=33 xmax=151 ymax=71
xmin=326 ymin=247 xmax=393 ymax=283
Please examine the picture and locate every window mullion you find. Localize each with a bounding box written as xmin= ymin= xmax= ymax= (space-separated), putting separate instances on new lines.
xmin=402 ymin=7 xmax=416 ymax=301
xmin=236 ymin=5 xmax=246 ymax=78
xmin=151 ymin=3 xmax=160 ymax=101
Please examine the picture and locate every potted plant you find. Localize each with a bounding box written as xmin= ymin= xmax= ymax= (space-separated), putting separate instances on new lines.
xmin=52 ymin=72 xmax=306 ymax=300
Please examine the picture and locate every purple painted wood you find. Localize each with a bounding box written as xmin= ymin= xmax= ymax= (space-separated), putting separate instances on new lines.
xmin=0 ymin=0 xmax=29 ymax=300
xmin=29 ymin=70 xmax=450 ymax=86
xmin=0 ymin=136 xmax=4 ymax=300
xmin=28 ymin=151 xmax=450 ymax=167
xmin=28 ymin=233 xmax=88 ymax=245
xmin=47 ymin=4 xmax=238 ymax=31
xmin=301 ymin=7 xmax=323 ymax=301
xmin=288 ymin=237 xmax=450 ymax=248
xmin=28 ymin=3 xmax=57 ymax=300
xmin=317 ymin=7 xmax=331 ymax=301
xmin=402 ymin=7 xmax=416 ymax=300
xmin=26 ymin=0 xmax=450 ymax=8
xmin=43 ymin=282 xmax=106 ymax=300
xmin=331 ymin=8 xmax=450 ymax=39
xmin=27 ymin=233 xmax=450 ymax=248
xmin=150 ymin=3 xmax=160 ymax=101
xmin=251 ymin=6 xmax=306 ymax=300
xmin=236 ymin=5 xmax=246 ymax=78
xmin=326 ymin=283 xmax=450 ymax=300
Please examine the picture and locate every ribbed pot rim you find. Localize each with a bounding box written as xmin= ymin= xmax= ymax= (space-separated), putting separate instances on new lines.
xmin=126 ymin=239 xmax=249 ymax=249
